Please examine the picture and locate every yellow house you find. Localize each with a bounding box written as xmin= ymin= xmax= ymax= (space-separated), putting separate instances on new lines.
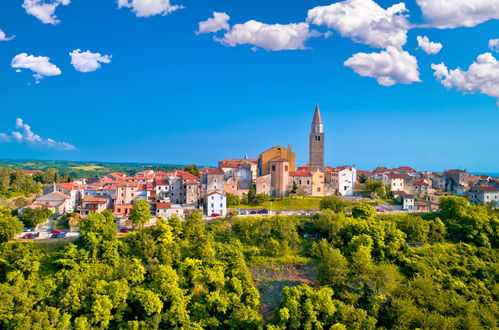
xmin=311 ymin=169 xmax=325 ymax=197
xmin=258 ymin=145 xmax=296 ymax=176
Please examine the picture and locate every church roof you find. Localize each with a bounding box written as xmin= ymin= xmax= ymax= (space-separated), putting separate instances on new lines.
xmin=312 ymin=104 xmax=322 ymax=125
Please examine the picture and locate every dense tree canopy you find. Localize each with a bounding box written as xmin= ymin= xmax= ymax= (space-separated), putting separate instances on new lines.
xmin=129 ymin=199 xmax=151 ymax=228
xmin=0 ymin=207 xmax=23 ymax=243
xmin=17 ymin=207 xmax=53 ymax=228
xmin=0 ymin=197 xmax=496 ymax=329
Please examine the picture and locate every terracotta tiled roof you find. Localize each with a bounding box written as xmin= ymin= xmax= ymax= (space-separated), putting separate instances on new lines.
xmin=478 ymin=186 xmax=499 ymax=192
xmin=156 ymin=202 xmax=171 ymax=209
xmin=199 ymin=168 xmax=225 ymax=175
xmin=289 ymin=170 xmax=312 ymax=177
xmin=57 ymin=183 xmax=79 ymax=191
xmin=52 ymin=192 xmax=71 ymax=199
xmin=413 ymin=179 xmax=430 ymax=186
xmin=185 ymin=180 xmax=199 ymax=185
xmin=207 ymin=191 xmax=225 ymax=196
xmin=83 ymin=195 xmax=107 ymax=203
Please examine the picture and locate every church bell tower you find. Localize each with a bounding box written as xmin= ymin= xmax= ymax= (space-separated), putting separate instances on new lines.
xmin=309 ymin=104 xmax=324 ymax=171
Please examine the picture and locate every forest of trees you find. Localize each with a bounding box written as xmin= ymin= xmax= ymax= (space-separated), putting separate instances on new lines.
xmin=0 ymin=160 xmax=184 ymax=179
xmin=0 ymin=167 xmax=75 ymax=199
xmin=0 ymin=196 xmax=496 ymax=329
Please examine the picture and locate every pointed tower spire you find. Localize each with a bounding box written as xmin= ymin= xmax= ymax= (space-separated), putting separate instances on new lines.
xmin=311 ymin=104 xmax=323 ymax=133
xmin=312 ymin=104 xmax=322 ymax=125
xmin=309 ymin=104 xmax=325 ymax=170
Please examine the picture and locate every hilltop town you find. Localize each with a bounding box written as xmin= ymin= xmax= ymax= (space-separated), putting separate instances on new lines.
xmin=14 ymin=105 xmax=496 ymax=236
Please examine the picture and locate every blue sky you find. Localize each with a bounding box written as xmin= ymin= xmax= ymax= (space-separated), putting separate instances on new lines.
xmin=0 ymin=0 xmax=498 ymax=172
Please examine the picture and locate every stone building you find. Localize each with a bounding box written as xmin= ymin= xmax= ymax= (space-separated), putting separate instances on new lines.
xmin=309 ymin=104 xmax=324 ymax=171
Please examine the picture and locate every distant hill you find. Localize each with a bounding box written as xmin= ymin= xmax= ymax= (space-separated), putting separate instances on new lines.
xmin=0 ymin=159 xmax=186 ymax=179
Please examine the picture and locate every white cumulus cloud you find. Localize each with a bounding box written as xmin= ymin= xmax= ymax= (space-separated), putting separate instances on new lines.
xmin=417 ymin=36 xmax=442 ymax=55
xmin=0 ymin=118 xmax=76 ymax=150
xmin=118 ymin=0 xmax=183 ymax=18
xmin=196 ymin=12 xmax=230 ymax=35
xmin=490 ymin=39 xmax=499 ymax=52
xmin=344 ymin=46 xmax=421 ymax=86
xmin=307 ymin=0 xmax=409 ymax=49
xmin=0 ymin=29 xmax=15 ymax=41
xmin=11 ymin=53 xmax=61 ymax=83
xmin=22 ymin=0 xmax=70 ymax=25
xmin=70 ymin=49 xmax=112 ymax=73
xmin=416 ymin=0 xmax=499 ymax=29
xmin=432 ymin=53 xmax=499 ymax=107
xmin=215 ymin=21 xmax=320 ymax=51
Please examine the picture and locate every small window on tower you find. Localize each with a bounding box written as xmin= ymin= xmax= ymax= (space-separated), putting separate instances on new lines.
xmin=272 ymin=165 xmax=276 ymax=171
xmin=315 ymin=135 xmax=321 ymax=142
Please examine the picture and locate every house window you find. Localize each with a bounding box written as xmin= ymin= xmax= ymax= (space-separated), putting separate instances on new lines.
xmin=272 ymin=165 xmax=276 ymax=171
xmin=315 ymin=135 xmax=321 ymax=141
xmin=220 ymin=203 xmax=223 ymax=207
xmin=285 ymin=165 xmax=288 ymax=171
xmin=307 ymin=180 xmax=310 ymax=185
xmin=211 ymin=203 xmax=214 ymax=207
xmin=317 ymin=187 xmax=321 ymax=192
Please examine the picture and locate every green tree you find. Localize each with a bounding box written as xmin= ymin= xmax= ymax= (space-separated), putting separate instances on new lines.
xmin=351 ymin=203 xmax=375 ymax=219
xmin=0 ymin=206 xmax=23 ymax=242
xmin=290 ymin=181 xmax=299 ymax=194
xmin=18 ymin=207 xmax=53 ymax=228
xmin=365 ymin=179 xmax=386 ymax=198
xmin=251 ymin=194 xmax=269 ymax=206
xmin=130 ymin=199 xmax=151 ymax=228
xmin=320 ymin=196 xmax=350 ymax=213
xmin=183 ymin=165 xmax=199 ymax=177
xmin=248 ymin=184 xmax=256 ymax=204
xmin=226 ymin=193 xmax=240 ymax=206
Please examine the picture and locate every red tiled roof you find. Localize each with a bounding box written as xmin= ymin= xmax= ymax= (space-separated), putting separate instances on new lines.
xmin=478 ymin=186 xmax=499 ymax=192
xmin=155 ymin=179 xmax=169 ymax=186
xmin=83 ymin=195 xmax=107 ymax=203
xmin=24 ymin=170 xmax=41 ymax=174
xmin=207 ymin=191 xmax=225 ymax=196
xmin=57 ymin=183 xmax=79 ymax=191
xmin=289 ymin=170 xmax=312 ymax=177
xmin=156 ymin=202 xmax=171 ymax=209
xmin=199 ymin=168 xmax=225 ymax=175
xmin=413 ymin=179 xmax=430 ymax=186
xmin=52 ymin=192 xmax=70 ymax=199
xmin=185 ymin=180 xmax=199 ymax=185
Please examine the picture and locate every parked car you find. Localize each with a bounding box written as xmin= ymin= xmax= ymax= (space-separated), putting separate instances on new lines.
xmin=50 ymin=232 xmax=66 ymax=239
xmin=51 ymin=229 xmax=63 ymax=234
xmin=211 ymin=213 xmax=221 ymax=218
xmin=22 ymin=233 xmax=33 ymax=239
xmin=259 ymin=209 xmax=269 ymax=214
xmin=376 ymin=208 xmax=385 ymax=213
xmin=119 ymin=228 xmax=130 ymax=233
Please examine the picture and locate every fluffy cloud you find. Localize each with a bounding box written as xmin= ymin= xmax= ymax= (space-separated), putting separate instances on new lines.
xmin=70 ymin=49 xmax=112 ymax=73
xmin=417 ymin=36 xmax=442 ymax=55
xmin=118 ymin=0 xmax=183 ymax=18
xmin=215 ymin=21 xmax=320 ymax=51
xmin=0 ymin=29 xmax=15 ymax=41
xmin=22 ymin=0 xmax=70 ymax=25
xmin=432 ymin=53 xmax=499 ymax=106
xmin=344 ymin=46 xmax=421 ymax=86
xmin=196 ymin=12 xmax=230 ymax=35
xmin=0 ymin=118 xmax=76 ymax=150
xmin=11 ymin=53 xmax=61 ymax=83
xmin=416 ymin=0 xmax=499 ymax=29
xmin=307 ymin=0 xmax=409 ymax=49
xmin=490 ymin=39 xmax=499 ymax=52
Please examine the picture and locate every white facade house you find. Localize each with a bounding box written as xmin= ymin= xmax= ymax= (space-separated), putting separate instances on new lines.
xmin=382 ymin=173 xmax=405 ymax=192
xmin=205 ymin=192 xmax=226 ymax=216
xmin=469 ymin=186 xmax=499 ymax=208
xmin=402 ymin=195 xmax=415 ymax=211
xmin=337 ymin=166 xmax=357 ymax=196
